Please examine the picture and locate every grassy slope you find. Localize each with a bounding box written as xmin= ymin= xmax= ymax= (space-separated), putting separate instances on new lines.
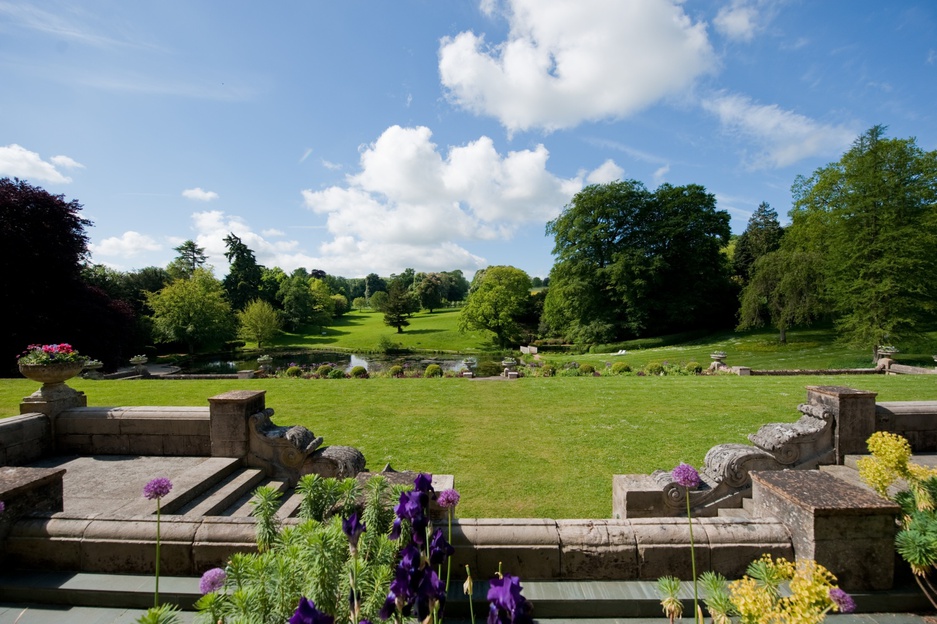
xmin=262 ymin=308 xmax=494 ymax=354
xmin=4 ymin=374 xmax=935 ymax=518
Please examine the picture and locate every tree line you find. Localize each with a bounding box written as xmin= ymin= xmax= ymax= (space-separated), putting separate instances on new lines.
xmin=3 ymin=125 xmax=934 ymax=372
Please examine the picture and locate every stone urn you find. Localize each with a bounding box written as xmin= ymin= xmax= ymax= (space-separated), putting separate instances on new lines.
xmin=18 ymin=361 xmax=87 ymax=401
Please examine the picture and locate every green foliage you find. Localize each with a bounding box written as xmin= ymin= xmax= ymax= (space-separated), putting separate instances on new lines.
xmin=237 ymin=299 xmax=282 ymax=349
xmin=685 ymin=361 xmax=702 ymax=374
xmin=349 ymin=365 xmax=368 ymax=378
xmin=387 ymin=364 xmax=404 ymax=378
xmin=146 ymin=268 xmax=236 ymax=353
xmin=249 ymin=485 xmax=282 ymax=552
xmin=369 ymin=290 xmax=388 ymax=311
xmin=316 ymin=364 xmax=333 ymax=377
xmin=135 ymin=603 xmax=182 ymax=624
xmin=382 ymin=281 xmax=412 ymax=333
xmin=611 ymin=361 xmax=631 ymax=374
xmin=200 ymin=477 xmax=396 ymax=624
xmin=733 ymin=202 xmax=783 ymax=284
xmin=578 ymin=363 xmax=595 ymax=375
xmin=459 ymin=265 xmax=532 ymax=348
xmin=328 ymin=368 xmax=346 ymax=379
xmin=352 ymin=296 xmax=368 ymax=311
xmin=285 ymin=365 xmax=303 ymax=377
xmin=474 ymin=360 xmax=504 ymax=377
xmin=644 ymin=361 xmax=664 ymax=375
xmin=166 ymin=240 xmax=208 ymax=281
xmin=223 ymin=233 xmax=264 ymax=310
xmin=544 ymin=180 xmax=735 ymax=342
xmin=424 ymin=363 xmax=442 ymax=378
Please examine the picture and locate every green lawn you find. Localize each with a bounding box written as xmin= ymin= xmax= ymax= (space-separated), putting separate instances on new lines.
xmin=4 ymin=374 xmax=936 ymax=518
xmin=263 ymin=308 xmax=494 ymax=354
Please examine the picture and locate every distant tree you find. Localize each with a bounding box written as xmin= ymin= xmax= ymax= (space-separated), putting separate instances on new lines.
xmin=383 ymin=281 xmax=412 ymax=333
xmin=788 ymin=125 xmax=937 ymax=358
xmin=330 ymin=294 xmax=348 ymax=317
xmin=352 ymin=296 xmax=368 ymax=312
xmin=277 ymin=269 xmax=316 ymax=330
xmin=459 ymin=265 xmax=532 ymax=348
xmin=442 ymin=269 xmax=470 ymax=302
xmin=531 ymin=277 xmax=543 ymax=288
xmin=543 ymin=180 xmax=734 ymax=341
xmin=167 ymin=240 xmax=208 ymax=280
xmin=415 ymin=273 xmax=447 ymax=312
xmin=258 ymin=266 xmax=287 ymax=306
xmin=121 ymin=266 xmax=172 ymax=314
xmin=369 ymin=290 xmax=388 ymax=311
xmin=146 ymin=268 xmax=235 ymax=353
xmin=308 ymin=278 xmax=335 ymax=325
xmin=237 ymin=299 xmax=282 ymax=349
xmin=733 ymin=202 xmax=783 ymax=283
xmin=222 ymin=233 xmax=264 ymax=310
xmin=736 ymin=249 xmax=825 ymax=343
xmin=364 ymin=273 xmax=386 ymax=301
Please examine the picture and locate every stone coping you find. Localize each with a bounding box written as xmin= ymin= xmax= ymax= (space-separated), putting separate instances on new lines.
xmin=752 ymin=470 xmax=899 ymax=516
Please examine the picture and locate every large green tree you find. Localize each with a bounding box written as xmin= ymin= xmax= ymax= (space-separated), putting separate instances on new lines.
xmin=237 ymin=299 xmax=282 ymax=349
xmin=146 ymin=268 xmax=236 ymax=353
xmin=543 ymin=180 xmax=735 ymax=342
xmin=382 ymin=281 xmax=412 ymax=333
xmin=458 ymin=265 xmax=532 ymax=347
xmin=788 ymin=126 xmax=937 ymax=358
xmin=167 ymin=240 xmax=208 ymax=280
xmin=223 ymin=233 xmax=264 ymax=310
xmin=733 ymin=202 xmax=783 ymax=283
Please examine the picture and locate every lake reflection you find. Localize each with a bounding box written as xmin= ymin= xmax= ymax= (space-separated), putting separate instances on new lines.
xmin=184 ymin=351 xmax=471 ymax=374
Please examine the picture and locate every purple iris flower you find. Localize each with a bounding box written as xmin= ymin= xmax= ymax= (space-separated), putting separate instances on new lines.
xmin=487 ymin=575 xmax=533 ymax=624
xmin=413 ymin=473 xmax=433 ymax=493
xmin=672 ymin=463 xmax=700 ymax=489
xmin=290 ymin=597 xmax=335 ymax=624
xmin=143 ymin=477 xmax=173 ymax=500
xmin=342 ymin=512 xmax=366 ymax=549
xmin=0 ymin=501 xmax=5 ymax=514
xmin=429 ymin=528 xmax=455 ymax=566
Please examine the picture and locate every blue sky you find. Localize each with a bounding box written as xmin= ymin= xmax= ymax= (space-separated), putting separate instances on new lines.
xmin=2 ymin=1 xmax=935 ymax=280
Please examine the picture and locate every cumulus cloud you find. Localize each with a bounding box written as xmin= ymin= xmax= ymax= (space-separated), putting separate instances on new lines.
xmin=701 ymin=92 xmax=856 ymax=169
xmin=90 ymin=231 xmax=161 ymax=257
xmin=586 ymin=159 xmax=624 ymax=185
xmin=182 ymin=187 xmax=219 ymax=201
xmin=439 ymin=0 xmax=715 ymax=133
xmin=300 ymin=125 xmax=608 ymax=275
xmin=0 ymin=144 xmax=82 ymax=183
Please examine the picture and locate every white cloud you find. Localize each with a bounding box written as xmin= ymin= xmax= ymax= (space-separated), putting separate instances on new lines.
xmin=586 ymin=159 xmax=624 ymax=185
xmin=701 ymin=92 xmax=856 ymax=169
xmin=714 ymin=1 xmax=759 ymax=42
xmin=652 ymin=165 xmax=670 ymax=185
xmin=321 ymin=159 xmax=342 ymax=171
xmin=182 ymin=187 xmax=219 ymax=202
xmin=299 ymin=124 xmax=604 ymax=275
xmin=439 ymin=0 xmax=715 ymax=133
xmin=0 ymin=144 xmax=80 ymax=183
xmin=90 ymin=231 xmax=161 ymax=257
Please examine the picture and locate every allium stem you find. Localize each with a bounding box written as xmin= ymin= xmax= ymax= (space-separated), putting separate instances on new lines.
xmin=154 ymin=497 xmax=161 ymax=607
xmin=445 ymin=508 xmax=453 ymax=594
xmin=685 ymin=488 xmax=699 ymax=623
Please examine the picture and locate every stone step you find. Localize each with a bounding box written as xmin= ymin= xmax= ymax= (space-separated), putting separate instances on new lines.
xmin=175 ymin=468 xmax=267 ymax=517
xmin=741 ymin=496 xmax=755 ymax=514
xmin=0 ymin=570 xmax=930 ymax=620
xmin=225 ymin=478 xmax=290 ymax=517
xmin=276 ymin=489 xmax=304 ymax=520
xmin=117 ymin=457 xmax=242 ymax=516
xmin=716 ymin=506 xmax=751 ymax=519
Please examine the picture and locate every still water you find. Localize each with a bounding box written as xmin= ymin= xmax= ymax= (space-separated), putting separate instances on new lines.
xmin=183 ymin=351 xmax=473 ymax=374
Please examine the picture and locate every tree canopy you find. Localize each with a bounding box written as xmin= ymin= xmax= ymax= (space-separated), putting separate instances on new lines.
xmin=223 ymin=233 xmax=264 ymax=310
xmin=167 ymin=240 xmax=208 ymax=280
xmin=458 ymin=265 xmax=532 ymax=347
xmin=543 ymin=180 xmax=735 ymax=342
xmin=146 ymin=268 xmax=236 ymax=352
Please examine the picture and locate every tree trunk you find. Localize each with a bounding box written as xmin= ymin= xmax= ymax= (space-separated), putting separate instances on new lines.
xmin=396 ymin=326 xmax=403 ymax=333
xmin=778 ymin=327 xmax=786 ymax=344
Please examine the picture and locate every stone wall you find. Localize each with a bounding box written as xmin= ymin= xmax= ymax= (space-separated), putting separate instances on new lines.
xmin=54 ymin=407 xmax=211 ymax=456
xmin=0 ymin=413 xmax=52 ymax=465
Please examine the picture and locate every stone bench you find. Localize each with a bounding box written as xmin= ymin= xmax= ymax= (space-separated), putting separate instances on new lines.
xmin=751 ymin=469 xmax=900 ymax=591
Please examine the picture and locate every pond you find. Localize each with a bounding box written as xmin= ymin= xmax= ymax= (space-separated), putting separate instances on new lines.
xmin=181 ymin=351 xmax=476 ymax=375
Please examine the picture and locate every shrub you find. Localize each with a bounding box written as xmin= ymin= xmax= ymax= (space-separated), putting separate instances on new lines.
xmin=424 ymin=364 xmax=443 ymax=378
xmin=562 ymin=367 xmax=581 ymax=377
xmin=578 ymin=363 xmax=595 ymax=375
xmin=349 ymin=365 xmax=368 ymax=378
xmin=540 ymin=364 xmax=556 ymax=377
xmin=285 ymin=366 xmax=303 ymax=377
xmin=611 ymin=361 xmax=631 ymax=374
xmin=316 ymin=364 xmax=333 ymax=377
xmin=644 ymin=361 xmax=664 ymax=376
xmin=475 ymin=360 xmax=503 ymax=377
xmin=388 ymin=365 xmax=404 ymax=378
xmin=328 ymin=368 xmax=346 ymax=379
xmin=685 ymin=361 xmax=702 ymax=374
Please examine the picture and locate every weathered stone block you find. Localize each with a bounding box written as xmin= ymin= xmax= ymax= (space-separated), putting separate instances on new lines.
xmin=751 ymin=469 xmax=899 ymax=591
xmin=210 ymin=390 xmax=266 ymax=458
xmin=90 ymin=434 xmax=131 ymax=455
xmin=461 ymin=519 xmax=560 ymax=580
xmin=806 ymin=386 xmax=877 ymax=463
xmin=631 ymin=518 xmax=711 ymax=580
xmin=557 ymin=520 xmax=639 ymax=579
xmin=612 ymin=474 xmax=664 ymax=518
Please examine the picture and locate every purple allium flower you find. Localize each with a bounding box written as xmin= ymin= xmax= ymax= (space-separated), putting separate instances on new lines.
xmin=0 ymin=501 xmax=5 ymax=514
xmin=436 ymin=489 xmax=460 ymax=509
xmin=199 ymin=567 xmax=227 ymax=594
xmin=290 ymin=597 xmax=335 ymax=624
xmin=829 ymin=587 xmax=856 ymax=613
xmin=143 ymin=477 xmax=173 ymax=500
xmin=672 ymin=463 xmax=700 ymax=489
xmin=342 ymin=511 xmax=366 ymax=549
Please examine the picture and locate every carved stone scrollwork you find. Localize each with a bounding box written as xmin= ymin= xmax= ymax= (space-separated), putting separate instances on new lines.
xmin=248 ymin=408 xmax=325 ymax=483
xmin=703 ymin=443 xmax=783 ymax=487
xmin=748 ymin=403 xmax=833 ymax=466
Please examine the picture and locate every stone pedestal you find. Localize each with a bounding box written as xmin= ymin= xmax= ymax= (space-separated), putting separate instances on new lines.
xmin=751 ymin=469 xmax=899 ymax=591
xmin=806 ymin=386 xmax=877 ymax=464
xmin=20 ymin=386 xmax=87 ymax=419
xmin=208 ymin=390 xmax=266 ymax=458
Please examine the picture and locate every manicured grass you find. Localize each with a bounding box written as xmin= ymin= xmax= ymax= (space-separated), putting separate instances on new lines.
xmin=262 ymin=308 xmax=495 ymax=354
xmin=4 ymin=374 xmax=936 ymax=518
xmin=549 ymin=327 xmax=937 ymax=371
